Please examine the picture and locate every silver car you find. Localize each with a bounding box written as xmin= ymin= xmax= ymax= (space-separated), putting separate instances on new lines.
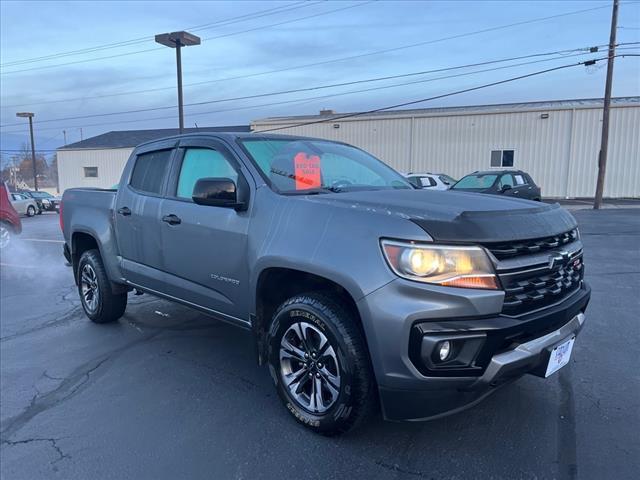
xmin=10 ymin=193 xmax=38 ymax=217
xmin=405 ymin=172 xmax=457 ymax=190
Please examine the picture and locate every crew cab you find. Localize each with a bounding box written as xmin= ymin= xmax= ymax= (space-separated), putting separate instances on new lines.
xmin=61 ymin=133 xmax=589 ymax=435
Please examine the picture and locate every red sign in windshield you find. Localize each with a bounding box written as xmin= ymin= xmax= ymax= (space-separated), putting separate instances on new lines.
xmin=294 ymin=152 xmax=321 ymax=190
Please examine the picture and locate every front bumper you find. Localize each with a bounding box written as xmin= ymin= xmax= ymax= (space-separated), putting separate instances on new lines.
xmin=358 ymin=280 xmax=590 ymax=421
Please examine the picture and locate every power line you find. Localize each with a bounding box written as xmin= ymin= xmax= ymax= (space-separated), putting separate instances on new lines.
xmin=0 ymin=46 xmax=610 ymax=128
xmin=4 ymin=40 xmax=627 ymax=110
xmin=0 ymin=2 xmax=612 ymax=76
xmin=0 ymin=2 xmax=313 ymax=68
xmin=4 ymin=4 xmax=631 ymax=109
xmin=5 ymin=52 xmax=638 ymax=134
xmin=257 ymin=55 xmax=635 ymax=132
xmin=0 ymin=1 xmax=373 ymax=75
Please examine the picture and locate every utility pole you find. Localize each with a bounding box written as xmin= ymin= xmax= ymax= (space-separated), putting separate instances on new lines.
xmin=16 ymin=112 xmax=38 ymax=191
xmin=594 ymin=0 xmax=618 ymax=209
xmin=63 ymin=130 xmax=67 ymax=145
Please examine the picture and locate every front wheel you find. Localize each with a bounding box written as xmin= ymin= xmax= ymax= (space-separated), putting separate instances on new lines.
xmin=0 ymin=222 xmax=12 ymax=249
xmin=77 ymin=249 xmax=127 ymax=323
xmin=27 ymin=205 xmax=36 ymax=217
xmin=268 ymin=293 xmax=376 ymax=435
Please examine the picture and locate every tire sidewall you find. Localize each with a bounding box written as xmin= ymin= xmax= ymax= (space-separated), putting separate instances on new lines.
xmin=268 ymin=298 xmax=359 ymax=433
xmin=77 ymin=251 xmax=108 ymax=322
xmin=27 ymin=205 xmax=35 ymax=217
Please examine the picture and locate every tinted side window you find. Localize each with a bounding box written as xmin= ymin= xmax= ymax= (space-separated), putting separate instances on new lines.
xmin=422 ymin=177 xmax=437 ymax=187
xmin=130 ymin=150 xmax=172 ymax=195
xmin=176 ymin=148 xmax=238 ymax=199
xmin=407 ymin=176 xmax=422 ymax=188
xmin=498 ymin=174 xmax=515 ymax=188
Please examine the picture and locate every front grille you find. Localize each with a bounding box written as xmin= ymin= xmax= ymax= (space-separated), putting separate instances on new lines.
xmin=486 ymin=229 xmax=578 ymax=259
xmin=499 ymin=254 xmax=584 ymax=316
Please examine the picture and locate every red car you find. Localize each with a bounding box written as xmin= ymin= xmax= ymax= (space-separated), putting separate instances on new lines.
xmin=1 ymin=182 xmax=22 ymax=249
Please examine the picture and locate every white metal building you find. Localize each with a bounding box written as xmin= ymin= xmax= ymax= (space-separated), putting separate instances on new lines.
xmin=57 ymin=126 xmax=250 ymax=191
xmin=252 ymin=97 xmax=640 ymax=198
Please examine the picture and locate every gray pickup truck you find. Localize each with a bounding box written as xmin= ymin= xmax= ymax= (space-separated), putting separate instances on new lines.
xmin=61 ymin=132 xmax=590 ymax=435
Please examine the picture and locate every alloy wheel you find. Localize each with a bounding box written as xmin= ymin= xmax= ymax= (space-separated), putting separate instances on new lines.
xmin=279 ymin=321 xmax=341 ymax=414
xmin=80 ymin=264 xmax=99 ymax=312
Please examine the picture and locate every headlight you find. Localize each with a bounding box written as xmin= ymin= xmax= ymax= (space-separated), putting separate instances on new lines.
xmin=381 ymin=240 xmax=499 ymax=289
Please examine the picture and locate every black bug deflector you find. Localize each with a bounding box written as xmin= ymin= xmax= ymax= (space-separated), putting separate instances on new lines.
xmin=411 ymin=202 xmax=577 ymax=244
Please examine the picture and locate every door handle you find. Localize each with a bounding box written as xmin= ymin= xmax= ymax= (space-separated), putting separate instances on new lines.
xmin=162 ymin=214 xmax=182 ymax=225
xmin=117 ymin=207 xmax=131 ymax=216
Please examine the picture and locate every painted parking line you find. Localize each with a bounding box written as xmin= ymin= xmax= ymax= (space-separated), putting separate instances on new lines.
xmin=0 ymin=263 xmax=41 ymax=269
xmin=22 ymin=238 xmax=65 ymax=244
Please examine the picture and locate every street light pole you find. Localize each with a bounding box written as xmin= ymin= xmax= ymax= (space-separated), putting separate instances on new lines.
xmin=16 ymin=112 xmax=38 ymax=191
xmin=175 ymin=39 xmax=184 ymax=133
xmin=155 ymin=31 xmax=201 ymax=134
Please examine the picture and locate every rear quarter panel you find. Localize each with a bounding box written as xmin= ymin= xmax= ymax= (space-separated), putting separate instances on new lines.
xmin=62 ymin=188 xmax=123 ymax=282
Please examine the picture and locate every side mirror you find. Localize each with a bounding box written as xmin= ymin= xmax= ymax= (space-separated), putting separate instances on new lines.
xmin=192 ymin=177 xmax=245 ymax=210
xmin=500 ymin=184 xmax=512 ymax=193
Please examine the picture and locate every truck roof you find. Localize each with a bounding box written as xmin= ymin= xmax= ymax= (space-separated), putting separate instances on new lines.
xmin=134 ymin=131 xmax=345 ymax=149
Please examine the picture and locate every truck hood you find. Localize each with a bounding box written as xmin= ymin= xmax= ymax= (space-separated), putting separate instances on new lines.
xmin=305 ymin=189 xmax=576 ymax=243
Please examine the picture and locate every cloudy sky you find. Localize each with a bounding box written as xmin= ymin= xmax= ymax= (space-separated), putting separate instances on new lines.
xmin=1 ymin=0 xmax=638 ymax=152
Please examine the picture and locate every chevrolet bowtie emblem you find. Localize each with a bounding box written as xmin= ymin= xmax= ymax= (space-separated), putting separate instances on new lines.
xmin=549 ymin=251 xmax=570 ymax=270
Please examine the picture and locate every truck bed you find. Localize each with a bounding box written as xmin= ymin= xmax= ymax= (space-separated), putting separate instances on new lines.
xmin=61 ymin=187 xmax=121 ymax=281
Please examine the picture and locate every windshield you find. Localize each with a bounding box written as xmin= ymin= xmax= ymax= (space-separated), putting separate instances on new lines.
xmin=240 ymin=138 xmax=412 ymax=194
xmin=30 ymin=191 xmax=53 ymax=198
xmin=452 ymin=174 xmax=497 ymax=190
xmin=439 ymin=174 xmax=457 ymax=185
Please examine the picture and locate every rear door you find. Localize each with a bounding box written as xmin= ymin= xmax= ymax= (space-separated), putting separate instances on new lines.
xmin=10 ymin=194 xmax=27 ymax=214
xmin=159 ymin=137 xmax=252 ymax=322
xmin=114 ymin=140 xmax=176 ymax=290
xmin=512 ymin=173 xmax=534 ymax=200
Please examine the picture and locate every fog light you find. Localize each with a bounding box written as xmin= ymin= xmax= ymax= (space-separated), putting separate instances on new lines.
xmin=438 ymin=341 xmax=451 ymax=361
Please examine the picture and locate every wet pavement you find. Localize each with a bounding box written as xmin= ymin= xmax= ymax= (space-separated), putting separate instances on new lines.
xmin=1 ymin=210 xmax=638 ymax=479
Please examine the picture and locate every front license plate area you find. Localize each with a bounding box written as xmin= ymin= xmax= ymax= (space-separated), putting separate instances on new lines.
xmin=545 ymin=336 xmax=575 ymax=377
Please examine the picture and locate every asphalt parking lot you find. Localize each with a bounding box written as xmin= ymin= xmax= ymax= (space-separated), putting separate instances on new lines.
xmin=1 ymin=208 xmax=638 ymax=480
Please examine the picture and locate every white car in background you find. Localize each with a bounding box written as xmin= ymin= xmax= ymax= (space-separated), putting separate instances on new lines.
xmin=10 ymin=192 xmax=38 ymax=217
xmin=405 ymin=172 xmax=457 ymax=190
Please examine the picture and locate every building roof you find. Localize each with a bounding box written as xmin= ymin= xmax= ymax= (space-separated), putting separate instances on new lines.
xmin=58 ymin=126 xmax=251 ymax=150
xmin=253 ymin=97 xmax=640 ymax=124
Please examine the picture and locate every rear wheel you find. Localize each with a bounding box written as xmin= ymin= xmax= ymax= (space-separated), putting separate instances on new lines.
xmin=27 ymin=205 xmax=36 ymax=217
xmin=268 ymin=293 xmax=376 ymax=435
xmin=77 ymin=249 xmax=127 ymax=323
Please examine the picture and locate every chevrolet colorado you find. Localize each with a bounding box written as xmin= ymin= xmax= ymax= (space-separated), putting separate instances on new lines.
xmin=61 ymin=133 xmax=590 ymax=435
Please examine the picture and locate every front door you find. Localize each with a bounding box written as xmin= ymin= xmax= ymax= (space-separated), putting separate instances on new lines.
xmin=159 ymin=138 xmax=252 ymax=322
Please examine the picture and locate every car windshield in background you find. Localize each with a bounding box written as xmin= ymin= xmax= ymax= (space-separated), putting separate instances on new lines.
xmin=240 ymin=138 xmax=412 ymax=194
xmin=452 ymin=174 xmax=497 ymax=190
xmin=439 ymin=174 xmax=457 ymax=185
xmin=30 ymin=191 xmax=53 ymax=198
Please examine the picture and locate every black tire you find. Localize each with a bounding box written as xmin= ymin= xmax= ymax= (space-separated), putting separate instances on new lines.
xmin=268 ymin=292 xmax=376 ymax=435
xmin=37 ymin=209 xmax=43 ymax=215
xmin=27 ymin=205 xmax=36 ymax=217
xmin=77 ymin=249 xmax=127 ymax=323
